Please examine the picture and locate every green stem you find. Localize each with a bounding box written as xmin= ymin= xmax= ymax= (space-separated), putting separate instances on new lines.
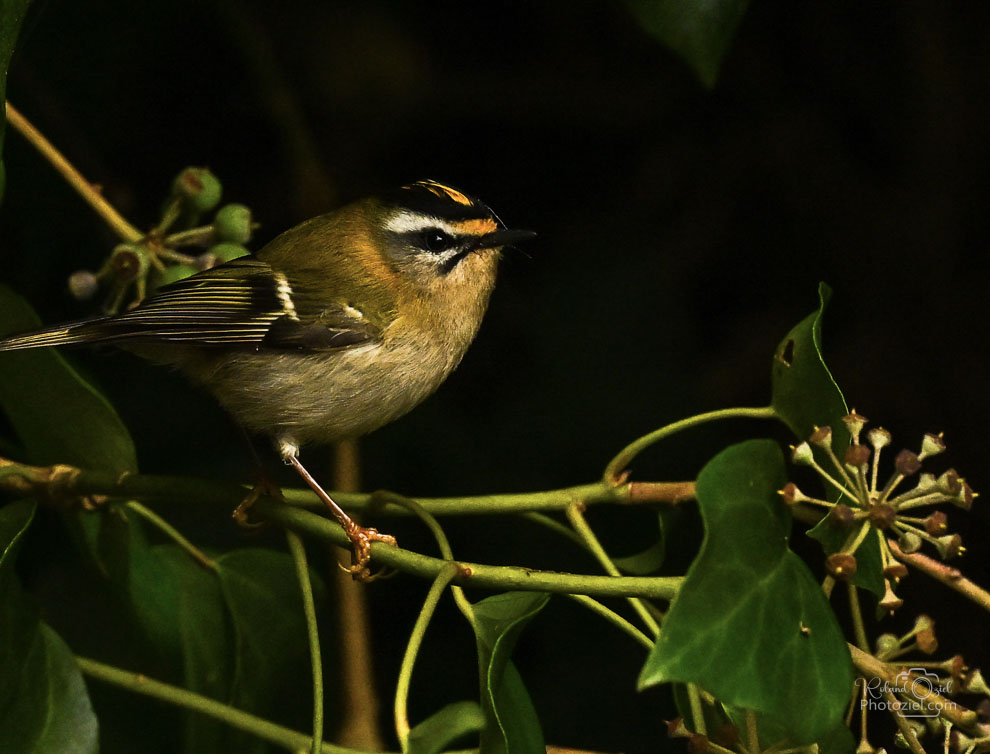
xmin=76 ymin=656 xmax=365 ymax=754
xmin=372 ymin=491 xmax=454 ymax=560
xmin=165 ymin=225 xmax=215 ymax=247
xmin=687 ymin=683 xmax=706 ymax=736
xmin=0 ymin=459 xmax=685 ymax=598
xmin=155 ymin=247 xmax=200 ymax=265
xmin=519 ymin=511 xmax=588 ymax=550
xmin=153 ymin=196 xmax=184 ymax=235
xmin=565 ymin=594 xmax=654 ymax=651
xmin=21 ymin=465 xmax=631 ymax=516
xmin=264 ymin=499 xmax=682 ymax=601
xmin=847 ymin=583 xmax=869 ymax=653
xmin=370 ymin=492 xmax=476 ymax=628
xmin=745 ymin=708 xmax=760 ymax=754
xmin=882 ymin=690 xmax=926 ymax=754
xmin=603 ymin=406 xmax=777 ymax=483
xmin=394 ymin=563 xmax=460 ymax=750
xmin=286 ymin=531 xmax=324 ymax=754
xmin=124 ymin=501 xmax=217 ymax=570
xmin=566 ymin=502 xmax=662 ymax=636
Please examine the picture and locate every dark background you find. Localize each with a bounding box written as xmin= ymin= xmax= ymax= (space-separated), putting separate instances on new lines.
xmin=2 ymin=1 xmax=989 ymax=751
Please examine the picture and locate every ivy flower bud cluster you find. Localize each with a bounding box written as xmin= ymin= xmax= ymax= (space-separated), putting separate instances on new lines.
xmin=66 ymin=167 xmax=255 ymax=312
xmin=780 ymin=411 xmax=977 ymax=613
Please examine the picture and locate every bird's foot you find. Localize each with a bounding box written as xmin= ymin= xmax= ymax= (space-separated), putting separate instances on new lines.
xmin=338 ymin=522 xmax=398 ymax=582
xmin=232 ymin=473 xmax=285 ymax=529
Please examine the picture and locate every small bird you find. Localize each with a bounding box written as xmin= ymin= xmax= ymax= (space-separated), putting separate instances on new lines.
xmin=0 ymin=179 xmax=535 ymax=575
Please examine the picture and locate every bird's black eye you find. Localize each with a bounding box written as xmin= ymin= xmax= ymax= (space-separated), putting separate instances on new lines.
xmin=420 ymin=228 xmax=455 ymax=254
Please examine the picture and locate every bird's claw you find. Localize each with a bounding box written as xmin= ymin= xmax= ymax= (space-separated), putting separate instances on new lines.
xmin=339 ymin=525 xmax=398 ymax=582
xmin=232 ymin=475 xmax=285 ymax=529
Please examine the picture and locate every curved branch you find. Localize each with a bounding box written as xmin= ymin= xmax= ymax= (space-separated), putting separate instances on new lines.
xmin=256 ymin=498 xmax=683 ymax=601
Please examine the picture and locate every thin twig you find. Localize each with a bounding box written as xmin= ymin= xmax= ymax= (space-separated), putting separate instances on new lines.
xmin=848 ymin=644 xmax=978 ymax=729
xmin=888 ymin=538 xmax=990 ymax=614
xmin=846 ymin=583 xmax=869 ymax=653
xmin=603 ymin=405 xmax=777 ymax=483
xmin=565 ymin=594 xmax=655 ymax=651
xmin=286 ymin=531 xmax=324 ymax=754
xmin=76 ymin=656 xmax=363 ymax=754
xmin=882 ymin=689 xmax=925 ymax=754
xmin=125 ymin=501 xmax=217 ymax=570
xmin=565 ymin=502 xmax=662 ymax=636
xmin=394 ymin=564 xmax=460 ymax=749
xmin=4 ymin=102 xmax=143 ymax=242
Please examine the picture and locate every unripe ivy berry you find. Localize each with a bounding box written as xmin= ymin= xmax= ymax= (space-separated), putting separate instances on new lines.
xmin=917 ymin=627 xmax=938 ymax=654
xmin=790 ymin=442 xmax=814 ymax=466
xmin=874 ymin=632 xmax=899 ymax=657
xmin=830 ymin=504 xmax=856 ymax=529
xmin=895 ymin=449 xmax=922 ymax=476
xmin=213 ymin=203 xmax=253 ymax=244
xmin=210 ymin=243 xmax=250 ymax=263
xmin=173 ymin=167 xmax=222 ymax=213
xmin=844 ymin=443 xmax=870 ymax=468
xmin=154 ymin=264 xmax=198 ymax=289
xmin=883 ymin=563 xmax=908 ymax=580
xmin=935 ymin=534 xmax=964 ymax=559
xmin=954 ymin=481 xmax=975 ymax=511
xmin=808 ymin=425 xmax=832 ymax=449
xmin=898 ymin=530 xmax=923 ymax=554
xmin=825 ymin=552 xmax=857 ymax=581
xmin=937 ymin=469 xmax=961 ymax=495
xmin=110 ymin=243 xmax=149 ymax=282
xmin=68 ymin=270 xmax=99 ymax=300
xmin=924 ymin=511 xmax=948 ymax=536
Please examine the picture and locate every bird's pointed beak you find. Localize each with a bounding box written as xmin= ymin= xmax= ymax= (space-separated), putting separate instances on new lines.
xmin=474 ymin=228 xmax=538 ymax=250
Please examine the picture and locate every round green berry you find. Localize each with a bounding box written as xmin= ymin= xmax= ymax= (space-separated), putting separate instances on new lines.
xmin=172 ymin=167 xmax=222 ymax=213
xmin=213 ymin=203 xmax=253 ymax=244
xmin=211 ymin=242 xmax=250 ymax=263
xmin=110 ymin=243 xmax=149 ymax=282
xmin=154 ymin=263 xmax=198 ymax=289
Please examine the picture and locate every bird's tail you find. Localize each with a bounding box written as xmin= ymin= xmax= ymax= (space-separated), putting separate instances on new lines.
xmin=0 ymin=318 xmax=112 ymax=351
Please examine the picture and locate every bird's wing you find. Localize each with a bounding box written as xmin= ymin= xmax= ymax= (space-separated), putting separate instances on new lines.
xmin=0 ymin=257 xmax=382 ymax=352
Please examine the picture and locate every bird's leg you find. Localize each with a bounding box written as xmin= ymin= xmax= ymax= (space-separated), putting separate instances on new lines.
xmin=279 ymin=440 xmax=397 ymax=580
xmin=232 ymin=429 xmax=284 ymax=528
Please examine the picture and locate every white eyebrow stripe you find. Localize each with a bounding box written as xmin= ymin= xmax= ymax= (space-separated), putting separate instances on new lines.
xmin=384 ymin=211 xmax=461 ymax=237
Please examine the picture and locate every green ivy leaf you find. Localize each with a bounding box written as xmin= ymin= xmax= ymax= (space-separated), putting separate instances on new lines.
xmin=771 ymin=282 xmax=849 ymax=447
xmin=0 ymin=501 xmax=99 ymax=754
xmin=216 ymin=547 xmax=326 ymax=748
xmin=771 ymin=284 xmax=884 ymax=596
xmin=0 ymin=285 xmax=138 ymax=473
xmin=472 ymin=591 xmax=548 ymax=754
xmin=0 ymin=289 xmax=322 ymax=749
xmin=0 ymin=0 xmax=32 ymax=203
xmin=638 ymin=440 xmax=853 ymax=745
xmin=407 ymin=700 xmax=484 ymax=754
xmin=623 ymin=0 xmax=750 ymax=88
